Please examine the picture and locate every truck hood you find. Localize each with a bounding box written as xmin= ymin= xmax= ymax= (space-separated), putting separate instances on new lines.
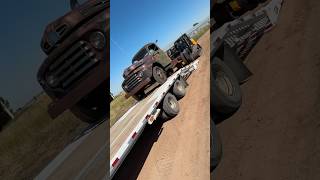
xmin=41 ymin=0 xmax=108 ymax=54
xmin=123 ymin=60 xmax=144 ymax=78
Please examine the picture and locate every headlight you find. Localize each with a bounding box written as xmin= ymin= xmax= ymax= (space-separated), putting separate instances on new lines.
xmin=47 ymin=75 xmax=58 ymax=87
xmin=137 ymin=71 xmax=144 ymax=77
xmin=89 ymin=31 xmax=105 ymax=50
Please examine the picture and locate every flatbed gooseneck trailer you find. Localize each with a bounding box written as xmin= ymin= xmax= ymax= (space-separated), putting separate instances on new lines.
xmin=211 ymin=0 xmax=284 ymax=171
xmin=110 ymin=60 xmax=200 ymax=178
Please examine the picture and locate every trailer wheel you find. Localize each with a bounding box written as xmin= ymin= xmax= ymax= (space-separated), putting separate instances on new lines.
xmin=211 ymin=57 xmax=242 ymax=116
xmin=162 ymin=93 xmax=179 ymax=117
xmin=172 ymin=80 xmax=186 ymax=99
xmin=160 ymin=111 xmax=170 ymax=120
xmin=211 ymin=120 xmax=222 ymax=171
xmin=153 ymin=66 xmax=167 ymax=84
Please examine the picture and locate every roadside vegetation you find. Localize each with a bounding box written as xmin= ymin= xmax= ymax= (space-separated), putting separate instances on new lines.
xmin=0 ymin=93 xmax=87 ymax=179
xmin=191 ymin=24 xmax=210 ymax=41
xmin=110 ymin=92 xmax=136 ymax=127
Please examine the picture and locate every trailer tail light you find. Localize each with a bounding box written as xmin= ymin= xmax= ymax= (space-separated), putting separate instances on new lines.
xmin=112 ymin=157 xmax=120 ymax=167
xmin=131 ymin=132 xmax=137 ymax=139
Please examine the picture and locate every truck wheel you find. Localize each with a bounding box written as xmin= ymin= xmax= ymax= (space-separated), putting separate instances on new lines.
xmin=162 ymin=93 xmax=179 ymax=117
xmin=172 ymin=80 xmax=186 ymax=99
xmin=211 ymin=120 xmax=222 ymax=171
xmin=211 ymin=57 xmax=242 ymax=116
xmin=153 ymin=66 xmax=167 ymax=84
xmin=70 ymin=82 xmax=107 ymax=124
xmin=71 ymin=104 xmax=105 ymax=124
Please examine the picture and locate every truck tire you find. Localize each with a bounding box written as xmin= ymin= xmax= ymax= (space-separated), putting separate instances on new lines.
xmin=70 ymin=82 xmax=107 ymax=124
xmin=172 ymin=80 xmax=186 ymax=99
xmin=153 ymin=66 xmax=167 ymax=84
xmin=211 ymin=57 xmax=242 ymax=116
xmin=132 ymin=91 xmax=145 ymax=101
xmin=162 ymin=93 xmax=179 ymax=117
xmin=211 ymin=120 xmax=222 ymax=171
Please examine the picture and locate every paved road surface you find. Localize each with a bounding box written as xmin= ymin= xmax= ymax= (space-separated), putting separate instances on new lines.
xmin=113 ymin=31 xmax=210 ymax=180
xmin=213 ymin=0 xmax=320 ymax=179
xmin=36 ymin=121 xmax=107 ymax=180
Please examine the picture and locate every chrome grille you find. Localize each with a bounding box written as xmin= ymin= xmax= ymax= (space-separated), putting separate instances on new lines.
xmin=123 ymin=73 xmax=142 ymax=91
xmin=48 ymin=41 xmax=99 ymax=90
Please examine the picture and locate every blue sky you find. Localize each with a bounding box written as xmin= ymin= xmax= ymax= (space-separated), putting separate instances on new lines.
xmin=0 ymin=1 xmax=69 ymax=110
xmin=110 ymin=0 xmax=210 ymax=94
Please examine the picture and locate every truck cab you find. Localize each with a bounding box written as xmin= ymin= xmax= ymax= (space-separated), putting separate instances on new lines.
xmin=37 ymin=0 xmax=109 ymax=123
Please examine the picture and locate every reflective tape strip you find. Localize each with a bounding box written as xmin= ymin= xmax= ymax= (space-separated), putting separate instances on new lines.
xmin=112 ymin=157 xmax=119 ymax=167
xmin=131 ymin=132 xmax=137 ymax=139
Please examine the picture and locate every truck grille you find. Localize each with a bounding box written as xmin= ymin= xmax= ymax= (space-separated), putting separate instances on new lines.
xmin=123 ymin=73 xmax=142 ymax=91
xmin=48 ymin=41 xmax=99 ymax=91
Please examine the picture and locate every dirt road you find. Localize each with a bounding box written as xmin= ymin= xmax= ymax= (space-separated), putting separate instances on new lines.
xmin=113 ymin=31 xmax=210 ymax=180
xmin=213 ymin=0 xmax=320 ymax=179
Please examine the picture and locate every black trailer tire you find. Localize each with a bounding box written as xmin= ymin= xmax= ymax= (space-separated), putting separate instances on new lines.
xmin=160 ymin=111 xmax=170 ymax=120
xmin=162 ymin=93 xmax=179 ymax=117
xmin=172 ymin=80 xmax=186 ymax=99
xmin=153 ymin=66 xmax=167 ymax=84
xmin=211 ymin=120 xmax=222 ymax=171
xmin=211 ymin=57 xmax=242 ymax=116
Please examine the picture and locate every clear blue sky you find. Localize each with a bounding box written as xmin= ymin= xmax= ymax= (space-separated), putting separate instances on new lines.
xmin=0 ymin=1 xmax=69 ymax=110
xmin=110 ymin=0 xmax=209 ymax=94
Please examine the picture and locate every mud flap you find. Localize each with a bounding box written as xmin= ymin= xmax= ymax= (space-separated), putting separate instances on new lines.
xmin=223 ymin=44 xmax=253 ymax=84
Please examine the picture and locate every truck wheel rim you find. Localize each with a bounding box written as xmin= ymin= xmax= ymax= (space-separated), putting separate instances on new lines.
xmin=215 ymin=70 xmax=234 ymax=97
xmin=156 ymin=68 xmax=165 ymax=80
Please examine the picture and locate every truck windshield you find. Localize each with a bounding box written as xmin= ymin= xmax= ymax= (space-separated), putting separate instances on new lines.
xmin=132 ymin=48 xmax=148 ymax=64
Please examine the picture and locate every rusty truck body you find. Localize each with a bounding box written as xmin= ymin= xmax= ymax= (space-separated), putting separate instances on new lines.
xmin=37 ymin=0 xmax=109 ymax=123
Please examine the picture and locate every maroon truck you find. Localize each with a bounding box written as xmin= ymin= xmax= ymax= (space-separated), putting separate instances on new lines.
xmin=37 ymin=0 xmax=109 ymax=123
xmin=122 ymin=34 xmax=202 ymax=100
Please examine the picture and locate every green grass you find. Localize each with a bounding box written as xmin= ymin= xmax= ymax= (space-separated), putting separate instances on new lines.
xmin=110 ymin=92 xmax=136 ymax=127
xmin=0 ymin=94 xmax=87 ymax=179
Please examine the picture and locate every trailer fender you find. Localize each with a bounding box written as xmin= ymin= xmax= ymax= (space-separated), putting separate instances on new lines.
xmin=222 ymin=43 xmax=253 ymax=84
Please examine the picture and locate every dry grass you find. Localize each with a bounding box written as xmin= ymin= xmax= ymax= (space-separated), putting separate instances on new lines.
xmin=110 ymin=92 xmax=136 ymax=127
xmin=0 ymin=94 xmax=88 ymax=179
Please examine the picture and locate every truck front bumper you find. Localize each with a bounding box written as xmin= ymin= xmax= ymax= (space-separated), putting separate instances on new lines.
xmin=124 ymin=77 xmax=152 ymax=98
